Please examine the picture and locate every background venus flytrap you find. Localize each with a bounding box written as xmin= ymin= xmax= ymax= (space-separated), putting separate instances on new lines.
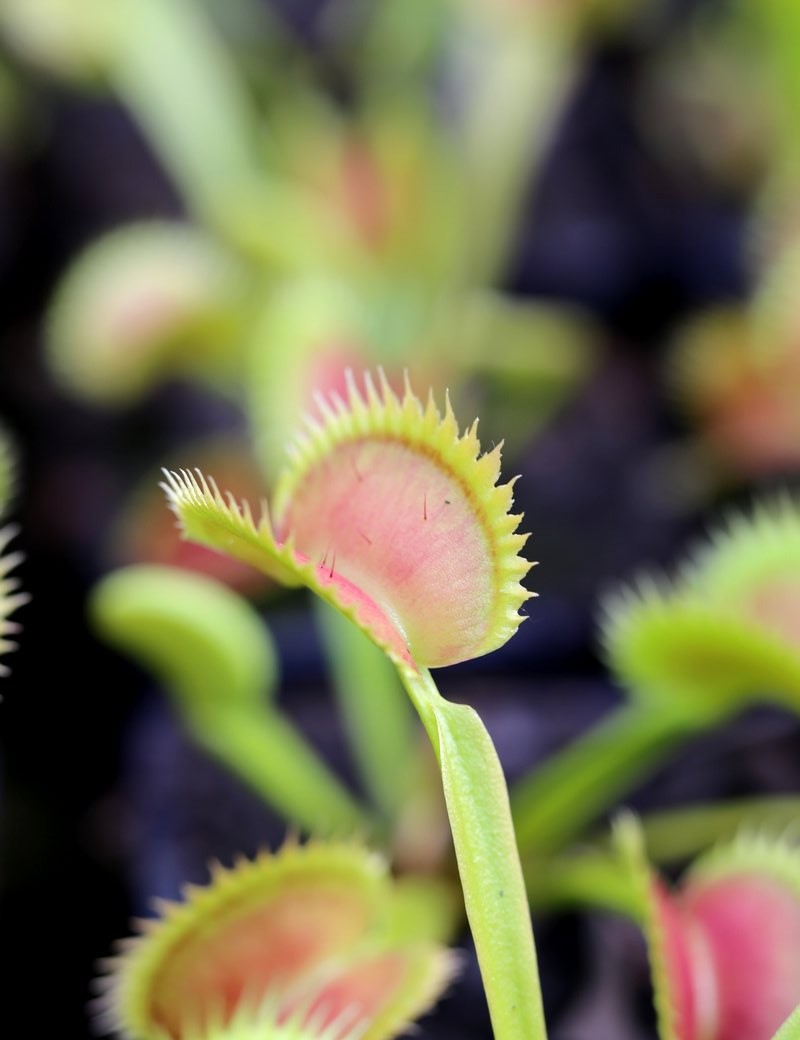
xmin=0 ymin=427 xmax=27 ymax=676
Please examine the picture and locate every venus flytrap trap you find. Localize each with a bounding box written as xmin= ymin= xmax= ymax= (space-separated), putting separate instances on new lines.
xmin=97 ymin=840 xmax=455 ymax=1040
xmin=46 ymin=222 xmax=247 ymax=407
xmin=616 ymin=817 xmax=800 ymax=1040
xmin=0 ymin=526 xmax=26 ymax=678
xmin=606 ymin=497 xmax=800 ymax=713
xmin=160 ymin=371 xmax=546 ymax=1040
xmin=0 ymin=426 xmax=27 ymax=678
xmin=512 ymin=494 xmax=800 ymax=867
xmin=668 ymin=290 xmax=800 ymax=482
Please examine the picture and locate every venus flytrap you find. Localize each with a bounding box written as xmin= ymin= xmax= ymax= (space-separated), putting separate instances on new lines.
xmin=0 ymin=427 xmax=27 ymax=677
xmin=97 ymin=840 xmax=455 ymax=1040
xmin=245 ymin=287 xmax=448 ymax=838
xmin=607 ymin=497 xmax=800 ymax=712
xmin=513 ymin=495 xmax=800 ymax=865
xmin=46 ymin=222 xmax=247 ymax=407
xmin=161 ymin=371 xmax=546 ymax=1040
xmin=315 ymin=602 xmax=420 ymax=831
xmin=617 ymin=818 xmax=800 ymax=1040
xmin=0 ymin=525 xmax=26 ymax=678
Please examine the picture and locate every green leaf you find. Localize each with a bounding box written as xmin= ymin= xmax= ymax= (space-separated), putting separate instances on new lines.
xmin=109 ymin=0 xmax=262 ymax=226
xmin=511 ymin=703 xmax=705 ymax=857
xmin=402 ymin=669 xmax=547 ymax=1040
xmin=90 ymin=564 xmax=277 ymax=718
xmin=0 ymin=425 xmax=16 ymax=519
xmin=636 ymin=796 xmax=800 ymax=866
xmin=315 ymin=599 xmax=416 ymax=822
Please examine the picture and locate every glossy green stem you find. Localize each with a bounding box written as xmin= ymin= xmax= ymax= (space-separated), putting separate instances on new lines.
xmin=109 ymin=0 xmax=261 ymax=228
xmin=524 ymin=849 xmax=643 ymax=920
xmin=401 ymin=668 xmax=547 ymax=1040
xmin=107 ymin=0 xmax=340 ymax=269
xmin=315 ymin=600 xmax=416 ymax=820
xmin=90 ymin=566 xmax=373 ymax=838
xmin=511 ymin=704 xmax=704 ymax=857
xmin=191 ymin=704 xmax=374 ymax=837
xmin=637 ymin=796 xmax=800 ymax=865
xmin=458 ymin=16 xmax=574 ymax=284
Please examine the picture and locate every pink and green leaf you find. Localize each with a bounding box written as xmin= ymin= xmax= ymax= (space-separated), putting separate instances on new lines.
xmin=47 ymin=221 xmax=243 ymax=405
xmin=619 ymin=819 xmax=800 ymax=1040
xmin=163 ymin=371 xmax=533 ymax=672
xmin=771 ymin=1006 xmax=800 ymax=1040
xmin=99 ymin=841 xmax=454 ymax=1040
xmin=601 ymin=499 xmax=800 ymax=715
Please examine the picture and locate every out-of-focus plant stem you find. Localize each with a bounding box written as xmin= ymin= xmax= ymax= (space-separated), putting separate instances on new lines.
xmin=525 ymin=848 xmax=643 ymax=919
xmin=91 ymin=566 xmax=374 ymax=838
xmin=315 ymin=599 xmax=417 ymax=822
xmin=634 ymin=795 xmax=800 ymax=865
xmin=189 ymin=703 xmax=376 ymax=838
xmin=455 ymin=15 xmax=576 ymax=284
xmin=110 ymin=0 xmax=262 ymax=226
xmin=511 ymin=704 xmax=708 ymax=858
xmin=107 ymin=0 xmax=332 ymax=270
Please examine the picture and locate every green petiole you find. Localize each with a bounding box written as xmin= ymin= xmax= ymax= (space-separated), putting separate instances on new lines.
xmin=511 ymin=702 xmax=707 ymax=858
xmin=401 ymin=667 xmax=548 ymax=1040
